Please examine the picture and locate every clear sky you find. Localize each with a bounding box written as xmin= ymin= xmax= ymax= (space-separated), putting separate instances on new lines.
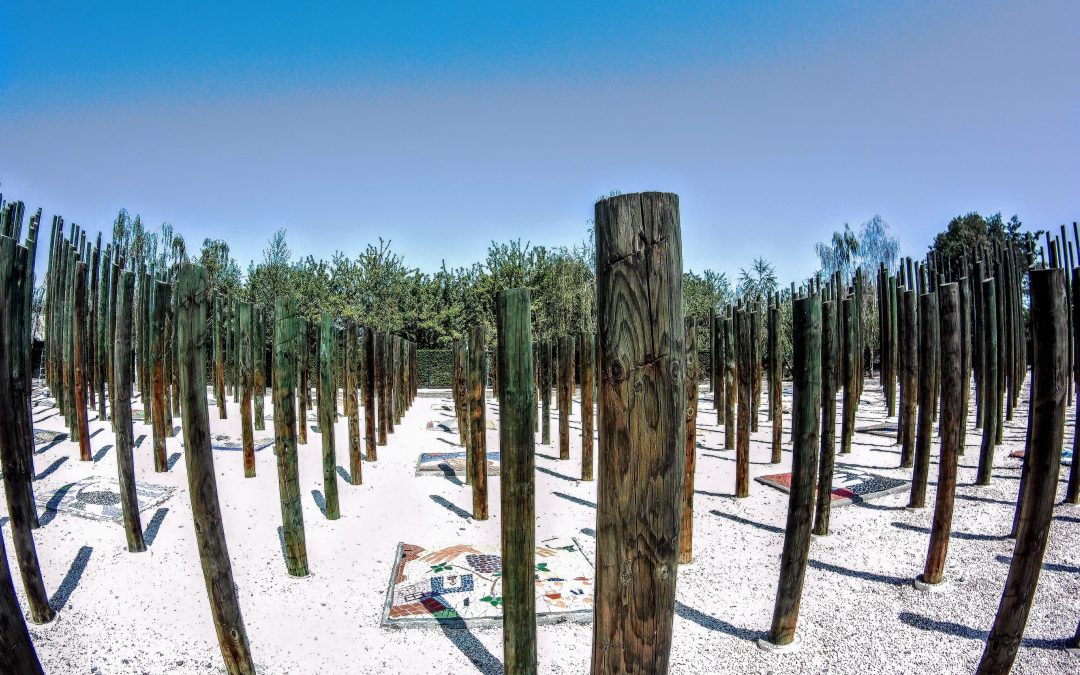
xmin=1 ymin=1 xmax=1077 ymax=284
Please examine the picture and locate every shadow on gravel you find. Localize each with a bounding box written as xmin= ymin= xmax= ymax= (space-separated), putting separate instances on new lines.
xmin=898 ymin=611 xmax=1068 ymax=649
xmin=34 ymin=456 xmax=68 ymax=481
xmin=994 ymin=554 xmax=1080 ymax=575
xmin=675 ymin=601 xmax=764 ymax=640
xmin=34 ymin=434 xmax=68 ymax=454
xmin=430 ymin=494 xmax=472 ymax=520
xmin=50 ymin=545 xmax=92 ymax=612
xmin=39 ymin=483 xmax=76 ymax=526
xmin=436 ymin=464 xmax=463 ymax=486
xmin=92 ymin=444 xmax=113 ymax=463
xmin=536 ymin=466 xmax=578 ymax=482
xmin=535 ymin=452 xmax=561 ymax=462
xmin=166 ymin=452 xmax=183 ymax=470
xmin=808 ymin=558 xmax=907 ymax=586
xmin=579 ymin=527 xmax=595 ymax=538
xmin=336 ymin=466 xmax=352 ymax=483
xmin=891 ymin=521 xmax=1008 ymax=541
xmin=553 ymin=492 xmax=596 ymax=509
xmin=144 ymin=508 xmax=170 ymax=547
xmin=953 ymin=493 xmax=1015 ymax=506
xmin=435 ymin=618 xmax=502 ymax=675
xmin=702 ymin=452 xmax=773 ymax=466
xmin=312 ymin=490 xmax=328 ymax=517
xmin=695 ymin=489 xmax=737 ymax=499
xmin=710 ymin=511 xmax=783 ymax=535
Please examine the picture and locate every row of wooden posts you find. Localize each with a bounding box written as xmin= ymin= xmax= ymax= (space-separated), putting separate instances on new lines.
xmin=2 ymin=193 xmax=1079 ymax=674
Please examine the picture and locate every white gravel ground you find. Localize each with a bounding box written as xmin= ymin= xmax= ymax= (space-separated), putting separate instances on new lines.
xmin=6 ymin=376 xmax=1079 ymax=674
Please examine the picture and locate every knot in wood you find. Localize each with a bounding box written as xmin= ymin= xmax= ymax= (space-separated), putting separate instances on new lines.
xmin=657 ymin=563 xmax=670 ymax=580
xmin=229 ymin=627 xmax=241 ymax=642
xmin=610 ymin=357 xmax=625 ymax=384
xmin=193 ymin=521 xmax=202 ymax=534
xmin=632 ymin=375 xmax=644 ymax=397
xmin=669 ymin=360 xmax=681 ymax=383
xmin=620 ymin=561 xmax=632 ymax=586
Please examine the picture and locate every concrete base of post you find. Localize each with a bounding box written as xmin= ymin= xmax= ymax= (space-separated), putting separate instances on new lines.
xmin=756 ymin=634 xmax=802 ymax=654
xmin=913 ymin=574 xmax=948 ymax=593
xmin=26 ymin=611 xmax=60 ymax=629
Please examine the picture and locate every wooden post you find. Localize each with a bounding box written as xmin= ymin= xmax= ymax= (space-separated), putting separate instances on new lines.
xmin=920 ymin=283 xmax=961 ymax=587
xmin=736 ymin=308 xmax=751 ymax=498
xmin=392 ymin=335 xmax=402 ymax=424
xmin=0 ymin=238 xmax=53 ymax=623
xmin=680 ymin=319 xmax=699 ymax=564
xmin=452 ymin=340 xmax=469 ymax=451
xmin=151 ymin=280 xmax=169 ymax=472
xmin=751 ymin=309 xmax=761 ymax=432
xmin=909 ymin=291 xmax=939 ymax=509
xmin=977 ymin=268 xmax=1066 ymax=674
xmin=715 ymin=314 xmax=725 ymax=426
xmin=468 ymin=325 xmax=489 ymax=520
xmin=344 ymin=321 xmax=362 ymax=485
xmin=382 ymin=333 xmax=394 ymax=435
xmin=0 ymin=531 xmax=44 ymax=674
xmin=976 ymin=279 xmax=999 ymax=486
xmin=592 ymin=192 xmax=684 ymax=673
xmin=363 ymin=328 xmax=377 ymax=461
xmin=557 ymin=335 xmax=574 ymax=460
xmin=769 ymin=298 xmax=782 ymax=463
xmin=298 ymin=323 xmax=310 ymax=446
xmin=237 ymin=302 xmax=255 ymax=478
xmin=176 ymin=264 xmax=257 ymax=674
xmin=113 ymin=271 xmax=147 ymax=552
xmin=1069 ymin=267 xmax=1080 ymax=503
xmin=764 ymin=293 xmax=821 ymax=648
xmin=73 ymin=261 xmax=91 ymax=460
xmin=899 ymin=289 xmax=918 ymax=467
xmin=958 ymin=278 xmax=972 ymax=455
xmin=840 ymin=296 xmax=856 ymax=454
xmin=496 ymin=288 xmax=537 ymax=674
xmin=813 ymin=299 xmax=838 ymax=536
xmin=253 ymin=309 xmax=265 ymax=431
xmin=319 ymin=314 xmax=342 ymax=515
xmin=273 ymin=297 xmax=309 ymax=577
xmin=213 ymin=295 xmax=227 ymax=419
xmin=580 ymin=332 xmax=595 ymax=481
xmin=540 ymin=339 xmax=552 ymax=445
xmin=724 ymin=317 xmax=735 ymax=450
xmin=374 ymin=333 xmax=387 ymax=445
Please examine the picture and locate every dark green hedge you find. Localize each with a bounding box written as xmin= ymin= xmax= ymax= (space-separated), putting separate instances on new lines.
xmin=418 ymin=349 xmax=454 ymax=388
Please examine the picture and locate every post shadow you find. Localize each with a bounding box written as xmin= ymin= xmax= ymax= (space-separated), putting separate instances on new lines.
xmin=49 ymin=545 xmax=92 ymax=612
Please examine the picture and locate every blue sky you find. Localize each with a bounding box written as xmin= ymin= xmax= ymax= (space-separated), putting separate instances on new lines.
xmin=1 ymin=1 xmax=1077 ymax=284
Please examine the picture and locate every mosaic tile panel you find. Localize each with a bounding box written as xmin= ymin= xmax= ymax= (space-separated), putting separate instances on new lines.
xmin=1008 ymin=447 xmax=1072 ymax=466
xmin=382 ymin=537 xmax=593 ymax=627
xmin=35 ymin=477 xmax=174 ymax=524
xmin=756 ymin=463 xmax=909 ymax=506
xmin=415 ymin=452 xmax=501 ymax=477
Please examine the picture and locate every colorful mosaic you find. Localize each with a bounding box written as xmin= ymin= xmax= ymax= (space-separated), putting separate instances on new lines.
xmin=35 ymin=477 xmax=174 ymax=524
xmin=416 ymin=452 xmax=501 ymax=477
xmin=382 ymin=537 xmax=593 ymax=627
xmin=756 ymin=463 xmax=909 ymax=506
xmin=426 ymin=419 xmax=496 ymax=433
xmin=1008 ymin=447 xmax=1073 ymax=466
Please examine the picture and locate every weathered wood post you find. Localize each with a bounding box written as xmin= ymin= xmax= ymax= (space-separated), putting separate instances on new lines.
xmin=452 ymin=340 xmax=469 ymax=451
xmin=298 ymin=322 xmax=310 ymax=446
xmin=751 ymin=308 xmax=762 ymax=431
xmin=496 ymin=288 xmax=537 ymax=674
xmin=917 ymin=283 xmax=961 ymax=589
xmin=592 ymin=192 xmax=685 ymax=673
xmin=909 ymin=291 xmax=939 ymax=509
xmin=813 ymin=299 xmax=838 ymax=536
xmin=320 ymin=314 xmax=342 ymax=516
xmin=345 ymin=322 xmax=362 ymax=484
xmin=840 ymin=295 xmax=856 ymax=454
xmin=214 ymin=295 xmax=227 ymax=419
xmin=899 ymin=289 xmax=918 ymax=467
xmin=253 ymin=309 xmax=265 ymax=431
xmin=540 ymin=339 xmax=552 ymax=445
xmin=176 ymin=264 xmax=257 ymax=674
xmin=976 ymin=268 xmax=1066 ymax=674
xmin=0 ymin=531 xmax=44 ymax=674
xmin=769 ymin=297 xmax=782 ymax=463
xmin=0 ymin=238 xmax=53 ymax=623
xmin=273 ymin=297 xmax=309 ymax=577
xmin=150 ymin=280 xmax=170 ymax=472
xmin=1070 ymin=266 xmax=1080 ymax=502
xmin=73 ymin=261 xmax=92 ymax=460
xmin=680 ymin=319 xmax=699 ymax=564
xmin=235 ymin=302 xmax=255 ymax=477
xmin=468 ymin=325 xmax=489 ymax=520
xmin=580 ymin=332 xmax=595 ymax=481
xmin=375 ymin=334 xmax=388 ymax=446
xmin=715 ymin=314 xmax=725 ymax=425
xmin=762 ymin=293 xmax=821 ymax=651
xmin=724 ymin=316 xmax=736 ymax=450
xmin=382 ymin=332 xmax=395 ymax=435
xmin=392 ymin=335 xmax=402 ymax=424
xmin=976 ymin=279 xmax=999 ymax=486
xmin=557 ymin=335 xmax=574 ymax=460
xmin=113 ymin=271 xmax=147 ymax=552
xmin=736 ymin=308 xmax=751 ymax=497
xmin=958 ymin=278 xmax=972 ymax=455
xmin=363 ymin=328 xmax=378 ymax=461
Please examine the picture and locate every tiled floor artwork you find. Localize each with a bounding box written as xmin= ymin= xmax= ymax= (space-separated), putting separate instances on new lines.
xmin=34 ymin=429 xmax=67 ymax=446
xmin=857 ymin=422 xmax=899 ymax=438
xmin=382 ymin=537 xmax=593 ymax=627
xmin=415 ymin=452 xmax=501 ymax=477
xmin=426 ymin=419 xmax=496 ymax=433
xmin=1008 ymin=447 xmax=1073 ymax=466
xmin=35 ymin=477 xmax=174 ymax=523
xmin=756 ymin=463 xmax=909 ymax=506
xmin=183 ymin=435 xmax=275 ymax=452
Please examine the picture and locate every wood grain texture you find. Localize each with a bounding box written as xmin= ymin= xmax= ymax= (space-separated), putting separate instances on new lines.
xmin=723 ymin=317 xmax=735 ymax=450
xmin=151 ymin=280 xmax=170 ymax=472
xmin=591 ymin=192 xmax=685 ymax=674
xmin=679 ymin=319 xmax=698 ymax=564
xmin=0 ymin=533 xmax=44 ymax=674
xmin=977 ymin=269 xmax=1067 ymax=675
xmin=909 ymin=291 xmax=938 ymax=508
xmin=813 ymin=299 xmax=838 ymax=536
xmin=273 ymin=297 xmax=309 ymax=577
xmin=345 ymin=322 xmax=362 ymax=485
xmin=453 ymin=341 xmax=469 ymax=453
xmin=558 ymin=335 xmax=575 ymax=460
xmin=976 ymin=279 xmax=999 ymax=486
xmin=580 ymin=332 xmax=596 ymax=481
xmin=321 ymin=315 xmax=342 ymax=515
xmin=363 ymin=328 xmax=377 ymax=461
xmin=899 ymin=289 xmax=918 ymax=468
xmin=496 ymin=289 xmax=537 ymax=675
xmin=468 ymin=325 xmax=489 ymax=520
xmin=73 ymin=261 xmax=91 ymax=460
xmin=213 ymin=295 xmax=227 ymax=419
xmin=114 ymin=272 xmax=147 ymax=553
xmin=176 ymin=264 xmax=257 ymax=674
xmin=840 ymin=297 xmax=856 ymax=455
xmin=238 ymin=302 xmax=255 ymax=477
xmin=735 ymin=308 xmax=751 ymax=497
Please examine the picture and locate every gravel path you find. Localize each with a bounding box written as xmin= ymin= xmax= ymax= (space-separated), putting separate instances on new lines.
xmin=6 ymin=377 xmax=1078 ymax=674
